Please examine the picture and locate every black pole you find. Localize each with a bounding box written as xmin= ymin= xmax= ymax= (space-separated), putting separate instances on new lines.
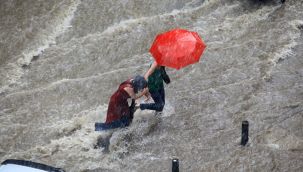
xmin=241 ymin=121 xmax=249 ymax=146
xmin=172 ymin=158 xmax=179 ymax=172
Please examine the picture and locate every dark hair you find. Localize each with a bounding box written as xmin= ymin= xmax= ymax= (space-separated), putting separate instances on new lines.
xmin=132 ymin=75 xmax=147 ymax=93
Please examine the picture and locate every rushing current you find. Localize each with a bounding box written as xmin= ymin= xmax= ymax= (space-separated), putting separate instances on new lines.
xmin=0 ymin=0 xmax=302 ymax=171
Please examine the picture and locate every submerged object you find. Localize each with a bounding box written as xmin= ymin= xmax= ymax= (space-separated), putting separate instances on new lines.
xmin=0 ymin=159 xmax=65 ymax=172
xmin=172 ymin=158 xmax=179 ymax=172
xmin=95 ymin=116 xmax=130 ymax=131
xmin=241 ymin=121 xmax=249 ymax=146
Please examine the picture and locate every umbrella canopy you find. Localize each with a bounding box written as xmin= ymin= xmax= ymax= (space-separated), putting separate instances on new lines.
xmin=149 ymin=29 xmax=206 ymax=69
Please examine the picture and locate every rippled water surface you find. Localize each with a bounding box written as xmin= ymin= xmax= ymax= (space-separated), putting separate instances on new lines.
xmin=0 ymin=0 xmax=302 ymax=171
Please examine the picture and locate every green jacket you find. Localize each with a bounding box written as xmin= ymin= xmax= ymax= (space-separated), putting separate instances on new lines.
xmin=148 ymin=67 xmax=164 ymax=92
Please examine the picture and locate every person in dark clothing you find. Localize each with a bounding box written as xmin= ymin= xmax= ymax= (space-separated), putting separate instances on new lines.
xmin=139 ymin=61 xmax=170 ymax=114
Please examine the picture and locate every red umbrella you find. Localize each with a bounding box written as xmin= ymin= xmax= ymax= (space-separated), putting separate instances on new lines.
xmin=149 ymin=28 xmax=206 ymax=69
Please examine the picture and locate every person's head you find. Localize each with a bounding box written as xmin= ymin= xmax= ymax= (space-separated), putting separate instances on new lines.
xmin=132 ymin=75 xmax=147 ymax=93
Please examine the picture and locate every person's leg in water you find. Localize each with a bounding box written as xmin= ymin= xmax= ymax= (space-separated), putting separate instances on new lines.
xmin=140 ymin=87 xmax=165 ymax=112
xmin=129 ymin=99 xmax=135 ymax=121
xmin=155 ymin=87 xmax=165 ymax=115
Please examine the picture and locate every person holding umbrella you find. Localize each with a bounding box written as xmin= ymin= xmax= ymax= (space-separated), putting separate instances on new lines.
xmin=138 ymin=61 xmax=171 ymax=114
xmin=137 ymin=28 xmax=206 ymax=115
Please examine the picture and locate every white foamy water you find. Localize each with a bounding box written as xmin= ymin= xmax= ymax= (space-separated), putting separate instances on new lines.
xmin=1 ymin=0 xmax=302 ymax=171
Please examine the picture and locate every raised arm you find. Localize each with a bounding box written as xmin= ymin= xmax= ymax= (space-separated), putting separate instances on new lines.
xmin=144 ymin=61 xmax=159 ymax=81
xmin=124 ymin=86 xmax=148 ymax=100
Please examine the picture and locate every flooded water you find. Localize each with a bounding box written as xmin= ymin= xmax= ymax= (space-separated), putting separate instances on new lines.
xmin=0 ymin=0 xmax=302 ymax=171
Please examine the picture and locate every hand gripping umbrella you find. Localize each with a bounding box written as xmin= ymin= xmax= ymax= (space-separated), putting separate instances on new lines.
xmin=149 ymin=28 xmax=206 ymax=69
